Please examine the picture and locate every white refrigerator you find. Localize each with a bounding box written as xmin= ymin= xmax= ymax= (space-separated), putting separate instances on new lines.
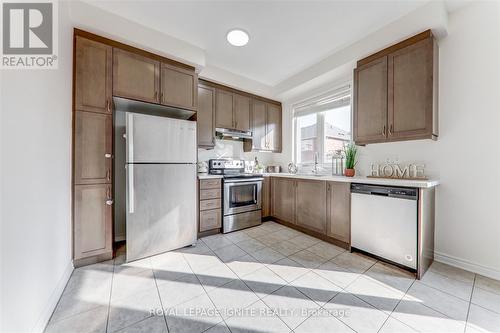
xmin=125 ymin=112 xmax=197 ymax=262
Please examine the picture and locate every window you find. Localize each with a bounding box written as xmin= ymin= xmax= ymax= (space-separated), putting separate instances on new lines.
xmin=294 ymin=86 xmax=351 ymax=166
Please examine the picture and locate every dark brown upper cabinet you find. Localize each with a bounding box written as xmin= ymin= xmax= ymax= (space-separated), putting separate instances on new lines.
xmin=74 ymin=111 xmax=112 ymax=185
xmin=113 ymin=48 xmax=160 ymax=103
xmin=215 ymin=89 xmax=234 ymax=129
xmin=266 ymin=103 xmax=282 ymax=152
xmin=388 ymin=37 xmax=437 ymax=140
xmin=245 ymin=99 xmax=282 ymax=152
xmin=353 ymin=30 xmax=438 ymax=145
xmin=197 ymin=84 xmax=216 ymax=148
xmin=250 ymin=99 xmax=267 ymax=150
xmin=353 ymin=57 xmax=388 ymax=143
xmin=233 ymin=93 xmax=251 ymax=132
xmin=75 ymin=36 xmax=112 ymax=114
xmin=215 ymin=89 xmax=251 ymax=131
xmin=160 ymin=63 xmax=198 ymax=110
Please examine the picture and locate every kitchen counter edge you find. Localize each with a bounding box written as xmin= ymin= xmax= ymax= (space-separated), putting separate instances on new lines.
xmin=197 ymin=173 xmax=223 ymax=180
xmin=262 ymin=173 xmax=439 ymax=188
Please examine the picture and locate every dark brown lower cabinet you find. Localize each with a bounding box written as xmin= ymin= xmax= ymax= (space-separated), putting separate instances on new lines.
xmin=270 ymin=177 xmax=350 ymax=248
xmin=326 ymin=182 xmax=351 ymax=243
xmin=198 ymin=179 xmax=222 ymax=235
xmin=271 ymin=177 xmax=296 ymax=223
xmin=296 ymin=180 xmax=327 ymax=234
xmin=74 ymin=184 xmax=113 ymax=261
xmin=262 ymin=177 xmax=271 ymax=218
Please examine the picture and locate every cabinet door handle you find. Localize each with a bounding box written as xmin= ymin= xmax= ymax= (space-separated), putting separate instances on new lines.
xmin=106 ymin=200 xmax=114 ymax=206
xmin=106 ymin=186 xmax=110 ymax=198
xmin=154 ymin=91 xmax=158 ymax=101
xmin=105 ymin=153 xmax=112 ymax=159
xmin=382 ymin=125 xmax=387 ymax=137
xmin=160 ymin=92 xmax=164 ymax=104
xmin=106 ymin=169 xmax=111 ymax=181
xmin=389 ymin=124 xmax=393 ymax=136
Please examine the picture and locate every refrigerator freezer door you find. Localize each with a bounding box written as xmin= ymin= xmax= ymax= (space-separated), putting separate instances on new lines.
xmin=126 ymin=112 xmax=197 ymax=163
xmin=126 ymin=163 xmax=197 ymax=262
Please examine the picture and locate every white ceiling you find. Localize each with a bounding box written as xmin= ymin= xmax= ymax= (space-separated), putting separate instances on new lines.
xmin=86 ymin=1 xmax=429 ymax=87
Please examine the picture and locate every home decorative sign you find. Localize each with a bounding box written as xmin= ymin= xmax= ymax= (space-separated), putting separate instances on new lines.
xmin=369 ymin=163 xmax=427 ymax=180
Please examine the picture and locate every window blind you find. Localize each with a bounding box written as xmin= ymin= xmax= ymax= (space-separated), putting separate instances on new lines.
xmin=293 ymin=84 xmax=351 ymax=117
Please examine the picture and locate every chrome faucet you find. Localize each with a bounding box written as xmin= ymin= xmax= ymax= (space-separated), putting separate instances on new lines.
xmin=312 ymin=152 xmax=319 ymax=174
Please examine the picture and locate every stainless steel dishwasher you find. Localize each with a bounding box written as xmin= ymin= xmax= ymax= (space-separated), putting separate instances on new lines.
xmin=351 ymin=184 xmax=418 ymax=270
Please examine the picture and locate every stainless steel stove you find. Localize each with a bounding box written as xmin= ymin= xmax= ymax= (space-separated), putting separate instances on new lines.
xmin=209 ymin=159 xmax=263 ymax=233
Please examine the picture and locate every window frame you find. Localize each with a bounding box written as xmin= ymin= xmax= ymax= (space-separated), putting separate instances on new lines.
xmin=292 ymin=84 xmax=352 ymax=167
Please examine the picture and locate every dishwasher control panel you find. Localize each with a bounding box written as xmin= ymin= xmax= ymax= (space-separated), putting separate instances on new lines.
xmin=351 ymin=183 xmax=417 ymax=200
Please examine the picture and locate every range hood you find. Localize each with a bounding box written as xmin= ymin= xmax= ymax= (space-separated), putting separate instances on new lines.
xmin=216 ymin=127 xmax=252 ymax=140
xmin=113 ymin=97 xmax=196 ymax=120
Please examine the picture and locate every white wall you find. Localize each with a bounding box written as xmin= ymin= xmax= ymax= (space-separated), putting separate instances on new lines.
xmin=278 ymin=2 xmax=500 ymax=279
xmin=0 ymin=2 xmax=74 ymax=332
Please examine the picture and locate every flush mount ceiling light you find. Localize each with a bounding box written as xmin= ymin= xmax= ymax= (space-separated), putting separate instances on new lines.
xmin=226 ymin=29 xmax=249 ymax=47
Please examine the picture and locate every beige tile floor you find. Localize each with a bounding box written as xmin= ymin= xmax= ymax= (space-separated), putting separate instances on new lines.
xmin=45 ymin=221 xmax=500 ymax=333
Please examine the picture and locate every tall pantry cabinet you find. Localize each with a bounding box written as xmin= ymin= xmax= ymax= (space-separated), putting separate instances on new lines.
xmin=73 ymin=36 xmax=113 ymax=265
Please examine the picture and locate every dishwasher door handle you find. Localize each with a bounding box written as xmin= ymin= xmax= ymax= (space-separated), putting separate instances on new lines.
xmin=370 ymin=192 xmax=389 ymax=197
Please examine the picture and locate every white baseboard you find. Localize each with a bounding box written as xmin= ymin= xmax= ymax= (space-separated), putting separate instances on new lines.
xmin=32 ymin=261 xmax=74 ymax=333
xmin=434 ymin=251 xmax=500 ymax=281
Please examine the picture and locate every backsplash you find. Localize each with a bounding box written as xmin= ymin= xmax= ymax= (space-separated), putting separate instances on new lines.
xmin=198 ymin=139 xmax=277 ymax=166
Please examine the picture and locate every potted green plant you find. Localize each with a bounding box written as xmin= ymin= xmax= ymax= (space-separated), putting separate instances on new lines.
xmin=343 ymin=142 xmax=358 ymax=177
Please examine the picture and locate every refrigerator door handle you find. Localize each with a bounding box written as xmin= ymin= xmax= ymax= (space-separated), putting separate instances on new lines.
xmin=128 ymin=164 xmax=135 ymax=214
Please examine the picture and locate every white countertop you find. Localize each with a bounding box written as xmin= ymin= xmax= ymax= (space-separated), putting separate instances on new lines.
xmin=197 ymin=173 xmax=223 ymax=179
xmin=263 ymin=173 xmax=439 ymax=188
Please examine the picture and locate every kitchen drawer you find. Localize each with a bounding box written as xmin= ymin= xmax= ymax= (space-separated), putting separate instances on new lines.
xmin=200 ymin=179 xmax=221 ymax=190
xmin=199 ymin=209 xmax=221 ymax=232
xmin=200 ymin=188 xmax=221 ymax=200
xmin=200 ymin=199 xmax=221 ymax=211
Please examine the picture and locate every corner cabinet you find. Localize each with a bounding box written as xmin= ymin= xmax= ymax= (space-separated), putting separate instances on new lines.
xmin=245 ymin=99 xmax=282 ymax=152
xmin=271 ymin=177 xmax=296 ymax=223
xmin=354 ymin=30 xmax=438 ymax=145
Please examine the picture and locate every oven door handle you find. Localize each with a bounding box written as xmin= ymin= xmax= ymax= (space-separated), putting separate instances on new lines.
xmin=223 ymin=178 xmax=263 ymax=183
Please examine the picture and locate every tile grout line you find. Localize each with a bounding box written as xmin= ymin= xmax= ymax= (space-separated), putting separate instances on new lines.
xmin=463 ymin=274 xmax=477 ymax=333
xmin=180 ymin=249 xmax=234 ymax=333
xmin=151 ymin=258 xmax=172 ymax=333
xmin=376 ymin=277 xmax=418 ymax=333
xmin=105 ymin=260 xmax=116 ymax=333
xmin=208 ymin=231 xmax=308 ymax=332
